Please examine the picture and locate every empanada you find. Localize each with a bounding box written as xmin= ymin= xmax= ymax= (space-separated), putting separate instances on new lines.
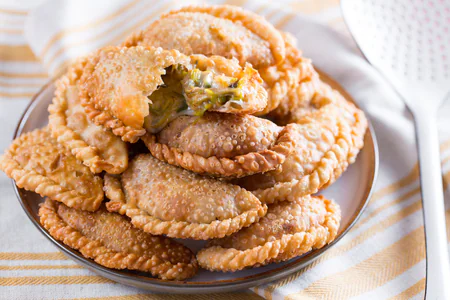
xmin=235 ymin=86 xmax=367 ymax=204
xmin=141 ymin=112 xmax=296 ymax=178
xmin=79 ymin=46 xmax=267 ymax=143
xmin=123 ymin=5 xmax=285 ymax=69
xmin=197 ymin=195 xmax=340 ymax=272
xmin=257 ymin=32 xmax=319 ymax=116
xmin=126 ymin=9 xmax=317 ymax=116
xmin=0 ymin=128 xmax=103 ymax=211
xmin=39 ymin=199 xmax=198 ymax=280
xmin=48 ymin=58 xmax=128 ymax=174
xmin=104 ymin=154 xmax=267 ymax=240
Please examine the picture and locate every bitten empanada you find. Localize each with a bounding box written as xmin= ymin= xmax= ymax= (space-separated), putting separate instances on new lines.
xmin=126 ymin=9 xmax=316 ymax=116
xmin=39 ymin=199 xmax=198 ymax=280
xmin=197 ymin=195 xmax=340 ymax=272
xmin=141 ymin=112 xmax=296 ymax=178
xmin=123 ymin=5 xmax=285 ymax=69
xmin=79 ymin=46 xmax=267 ymax=142
xmin=0 ymin=128 xmax=103 ymax=211
xmin=48 ymin=58 xmax=128 ymax=174
xmin=104 ymin=154 xmax=267 ymax=240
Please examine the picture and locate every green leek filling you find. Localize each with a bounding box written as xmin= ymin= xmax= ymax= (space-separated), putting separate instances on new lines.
xmin=144 ymin=65 xmax=244 ymax=133
xmin=183 ymin=68 xmax=244 ymax=116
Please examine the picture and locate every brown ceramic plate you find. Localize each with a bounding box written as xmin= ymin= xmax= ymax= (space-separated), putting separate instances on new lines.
xmin=12 ymin=70 xmax=378 ymax=293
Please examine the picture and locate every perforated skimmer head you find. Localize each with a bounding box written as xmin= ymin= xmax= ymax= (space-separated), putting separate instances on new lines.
xmin=343 ymin=2 xmax=450 ymax=298
xmin=341 ymin=0 xmax=450 ymax=107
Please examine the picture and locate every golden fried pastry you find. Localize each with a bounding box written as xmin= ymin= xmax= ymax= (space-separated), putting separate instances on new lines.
xmin=126 ymin=8 xmax=315 ymax=116
xmin=235 ymin=87 xmax=367 ymax=204
xmin=39 ymin=199 xmax=198 ymax=280
xmin=141 ymin=112 xmax=296 ymax=178
xmin=284 ymin=83 xmax=368 ymax=174
xmin=0 ymin=128 xmax=103 ymax=211
xmin=258 ymin=32 xmax=319 ymax=116
xmin=197 ymin=195 xmax=340 ymax=272
xmin=80 ymin=46 xmax=267 ymax=142
xmin=273 ymin=80 xmax=335 ymax=126
xmin=302 ymin=88 xmax=368 ymax=188
xmin=48 ymin=58 xmax=128 ymax=174
xmin=104 ymin=154 xmax=267 ymax=240
xmin=123 ymin=5 xmax=285 ymax=69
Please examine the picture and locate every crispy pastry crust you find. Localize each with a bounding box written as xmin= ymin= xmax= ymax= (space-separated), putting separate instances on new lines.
xmin=251 ymin=122 xmax=350 ymax=204
xmin=266 ymin=73 xmax=321 ymax=119
xmin=0 ymin=128 xmax=103 ymax=211
xmin=126 ymin=207 xmax=266 ymax=242
xmin=318 ymin=96 xmax=368 ymax=188
xmin=257 ymin=32 xmax=318 ymax=116
xmin=197 ymin=195 xmax=340 ymax=272
xmin=39 ymin=199 xmax=198 ymax=280
xmin=236 ymin=85 xmax=367 ymax=204
xmin=103 ymin=174 xmax=127 ymax=214
xmin=48 ymin=58 xmax=128 ymax=174
xmin=80 ymin=46 xmax=268 ymax=143
xmin=104 ymin=154 xmax=267 ymax=240
xmin=141 ymin=113 xmax=296 ymax=178
xmin=80 ymin=46 xmax=189 ymax=143
xmin=125 ymin=11 xmax=301 ymax=116
xmin=168 ymin=5 xmax=285 ymax=65
xmin=124 ymin=5 xmax=285 ymax=68
xmin=284 ymin=84 xmax=368 ymax=189
xmin=156 ymin=113 xmax=281 ymax=158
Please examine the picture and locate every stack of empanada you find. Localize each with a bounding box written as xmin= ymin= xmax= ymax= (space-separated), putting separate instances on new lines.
xmin=0 ymin=5 xmax=367 ymax=278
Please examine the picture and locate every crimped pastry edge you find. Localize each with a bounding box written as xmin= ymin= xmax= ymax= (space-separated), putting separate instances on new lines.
xmin=126 ymin=4 xmax=285 ymax=67
xmin=257 ymin=33 xmax=318 ymax=116
xmin=141 ymin=123 xmax=296 ymax=178
xmin=252 ymin=121 xmax=352 ymax=204
xmin=252 ymin=90 xmax=368 ymax=204
xmin=321 ymin=101 xmax=368 ymax=188
xmin=79 ymin=46 xmax=188 ymax=143
xmin=38 ymin=198 xmax=198 ymax=280
xmin=48 ymin=58 xmax=127 ymax=174
xmin=0 ymin=128 xmax=104 ymax=211
xmin=196 ymin=197 xmax=340 ymax=272
xmin=104 ymin=174 xmax=268 ymax=240
xmin=126 ymin=204 xmax=267 ymax=241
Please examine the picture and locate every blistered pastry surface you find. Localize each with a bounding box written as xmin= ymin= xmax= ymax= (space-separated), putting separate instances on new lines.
xmin=105 ymin=154 xmax=267 ymax=240
xmin=0 ymin=128 xmax=104 ymax=211
xmin=197 ymin=195 xmax=341 ymax=271
xmin=49 ymin=58 xmax=128 ymax=174
xmin=39 ymin=199 xmax=198 ymax=280
xmin=124 ymin=5 xmax=286 ymax=68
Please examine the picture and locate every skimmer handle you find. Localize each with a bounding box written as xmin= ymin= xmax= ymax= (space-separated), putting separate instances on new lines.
xmin=414 ymin=110 xmax=450 ymax=300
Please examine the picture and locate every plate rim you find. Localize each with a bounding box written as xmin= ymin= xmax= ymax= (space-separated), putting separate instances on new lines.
xmin=12 ymin=74 xmax=379 ymax=293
